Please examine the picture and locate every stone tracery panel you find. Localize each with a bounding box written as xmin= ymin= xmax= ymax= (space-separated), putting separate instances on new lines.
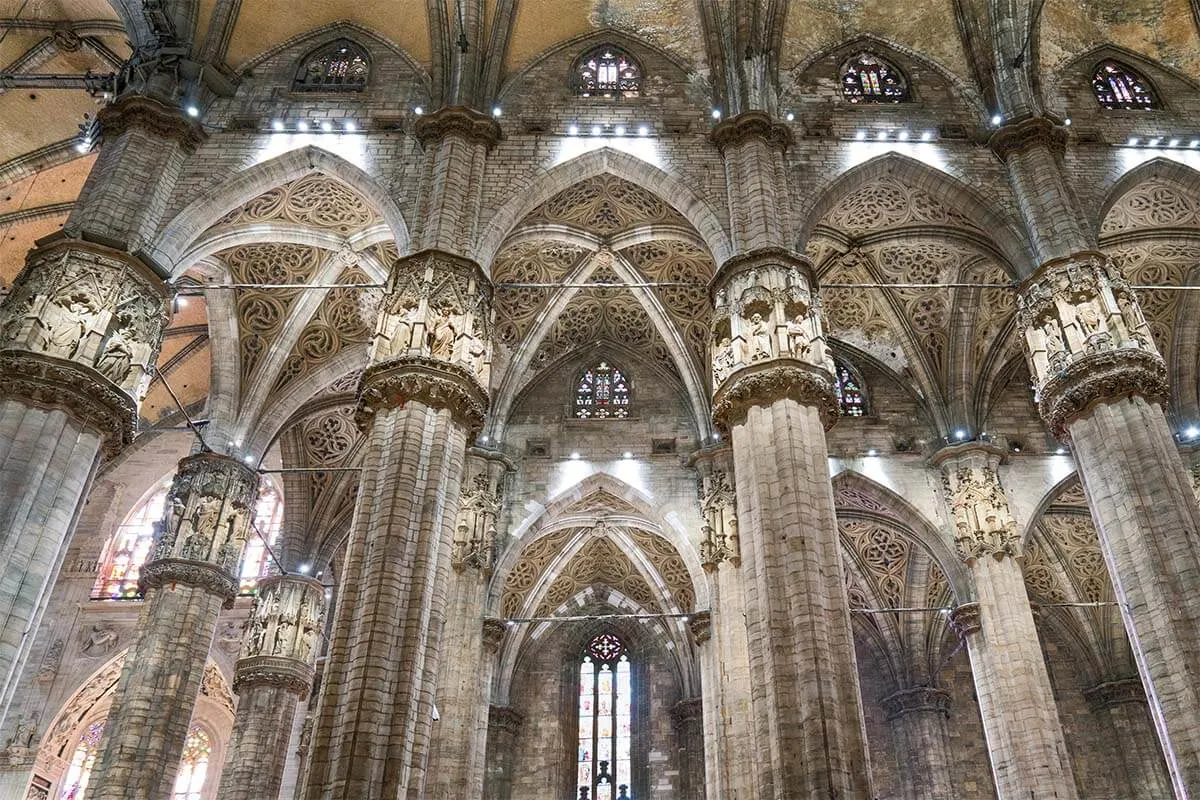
xmin=839 ymin=519 xmax=910 ymax=610
xmin=534 ymin=535 xmax=661 ymax=617
xmin=1102 ymin=179 xmax=1200 ymax=235
xmin=620 ymin=239 xmax=713 ymax=365
xmin=215 ymin=174 xmax=381 ymax=236
xmin=1106 ymin=241 xmax=1196 ymax=354
xmin=492 ymin=240 xmax=588 ymax=347
xmin=821 ymin=176 xmax=981 ymax=235
xmin=523 ymin=174 xmax=687 ymax=235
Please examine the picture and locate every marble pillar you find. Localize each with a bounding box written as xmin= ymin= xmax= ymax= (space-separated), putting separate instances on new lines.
xmin=880 ymin=687 xmax=953 ymax=800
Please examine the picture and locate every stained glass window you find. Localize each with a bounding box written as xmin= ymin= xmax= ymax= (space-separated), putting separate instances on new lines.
xmin=578 ymin=634 xmax=632 ymax=800
xmin=294 ymin=39 xmax=370 ymax=91
xmin=833 ymin=359 xmax=867 ymax=417
xmin=58 ymin=721 xmax=104 ymax=800
xmin=575 ymin=362 xmax=632 ymax=419
xmin=1092 ymin=61 xmax=1158 ymax=110
xmin=171 ymin=726 xmax=211 ymax=800
xmin=93 ymin=477 xmax=284 ymax=599
xmin=574 ymin=46 xmax=643 ymax=98
xmin=841 ymin=52 xmax=909 ymax=103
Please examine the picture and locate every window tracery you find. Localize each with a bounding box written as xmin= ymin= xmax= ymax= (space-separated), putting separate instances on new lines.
xmin=1092 ymin=60 xmax=1158 ymax=110
xmin=574 ymin=362 xmax=631 ymax=419
xmin=577 ymin=634 xmax=633 ymax=800
xmin=573 ymin=46 xmax=643 ymax=97
xmin=833 ymin=359 xmax=867 ymax=416
xmin=841 ymin=52 xmax=909 ymax=103
xmin=58 ymin=721 xmax=104 ymax=799
xmin=171 ymin=725 xmax=212 ymax=800
xmin=294 ymin=39 xmax=369 ymax=92
xmin=93 ymin=477 xmax=284 ymax=599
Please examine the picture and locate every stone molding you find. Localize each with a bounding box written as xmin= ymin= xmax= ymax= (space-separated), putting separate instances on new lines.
xmin=688 ymin=610 xmax=712 ymax=644
xmin=138 ymin=557 xmax=240 ymax=602
xmin=987 ymin=116 xmax=1068 ymax=162
xmin=710 ymin=246 xmax=815 ymax=297
xmin=357 ymin=356 xmax=489 ymax=432
xmin=413 ymin=106 xmax=503 ymax=149
xmin=712 ymin=359 xmax=838 ymax=431
xmin=488 ymin=705 xmax=525 ymax=735
xmin=482 ymin=617 xmax=507 ymax=652
xmin=0 ymin=350 xmax=136 ymax=457
xmin=1083 ymin=678 xmax=1147 ymax=712
xmin=1038 ymin=348 xmax=1168 ymax=440
xmin=240 ymin=574 xmax=326 ymax=670
xmin=233 ymin=654 xmax=315 ymax=698
xmin=709 ymin=110 xmax=794 ymax=153
xmin=670 ymin=698 xmax=703 ymax=727
xmin=880 ymin=686 xmax=952 ymax=720
xmin=98 ymin=94 xmax=207 ymax=153
xmin=949 ymin=603 xmax=982 ymax=639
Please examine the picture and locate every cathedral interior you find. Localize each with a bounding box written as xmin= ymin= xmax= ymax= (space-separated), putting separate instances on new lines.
xmin=4 ymin=1 xmax=1200 ymax=799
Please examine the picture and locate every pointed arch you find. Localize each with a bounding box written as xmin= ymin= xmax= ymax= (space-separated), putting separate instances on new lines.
xmin=1019 ymin=470 xmax=1086 ymax=549
xmin=476 ymin=147 xmax=732 ymax=268
xmin=153 ymin=146 xmax=411 ymax=271
xmin=235 ymin=20 xmax=432 ymax=85
xmin=799 ymin=152 xmax=1032 ymax=274
xmin=1099 ymin=157 xmax=1200 ymax=237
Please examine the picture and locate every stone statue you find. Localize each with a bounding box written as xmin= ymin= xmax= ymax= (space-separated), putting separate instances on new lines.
xmin=429 ymin=306 xmax=457 ymax=359
xmin=785 ymin=312 xmax=811 ymax=357
xmin=1041 ymin=318 xmax=1066 ymax=369
xmin=1076 ymin=300 xmax=1105 ymax=337
xmin=747 ymin=313 xmax=772 ymax=361
xmin=80 ymin=624 xmax=118 ymax=657
xmin=386 ymin=297 xmax=420 ymax=356
xmin=42 ymin=292 xmax=96 ymax=359
xmin=95 ymin=325 xmax=134 ymax=384
xmin=6 ymin=714 xmax=37 ymax=749
xmin=192 ymin=495 xmax=222 ymax=538
xmin=713 ymin=336 xmax=735 ymax=383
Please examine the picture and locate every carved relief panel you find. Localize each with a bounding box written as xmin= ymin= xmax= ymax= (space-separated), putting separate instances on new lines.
xmin=935 ymin=447 xmax=1020 ymax=563
xmin=0 ymin=242 xmax=169 ymax=400
xmin=451 ymin=453 xmax=509 ymax=574
xmin=698 ymin=470 xmax=739 ymax=569
xmin=239 ymin=575 xmax=326 ymax=669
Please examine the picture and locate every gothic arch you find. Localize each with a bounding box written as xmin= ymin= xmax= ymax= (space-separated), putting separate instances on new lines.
xmin=153 ymin=146 xmax=411 ymax=271
xmin=234 ymin=20 xmax=432 ymax=86
xmin=476 ymin=147 xmax=733 ymax=267
xmin=799 ymin=152 xmax=1031 ymax=274
xmin=1048 ymin=43 xmax=1200 ymax=109
xmin=1099 ymin=157 xmax=1200 ymax=237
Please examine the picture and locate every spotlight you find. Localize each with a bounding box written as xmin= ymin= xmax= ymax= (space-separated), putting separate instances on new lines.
xmin=1149 ymin=137 xmax=1162 ymax=147
xmin=711 ymin=109 xmax=722 ymax=119
xmin=297 ymin=121 xmax=309 ymax=132
xmin=414 ymin=106 xmax=424 ymax=115
xmin=492 ymin=106 xmax=502 ymax=117
xmin=1170 ymin=138 xmax=1181 ymax=147
xmin=990 ymin=114 xmax=1002 ymax=126
xmin=480 ymin=435 xmax=489 ymax=443
xmin=1063 ymin=117 xmax=1072 ymax=126
xmin=1128 ymin=136 xmax=1140 ymax=146
xmin=1191 ymin=140 xmax=1200 ymax=148
xmin=1010 ymin=440 xmax=1023 ymax=453
xmin=855 ymin=129 xmax=867 ymax=141
xmin=638 ymin=124 xmax=649 ymax=136
xmin=867 ymin=449 xmax=878 ymax=457
xmin=876 ymin=130 xmax=888 ymax=141
xmin=271 ymin=119 xmax=285 ymax=132
xmin=344 ymin=120 xmax=357 ymax=132
xmin=176 ymin=296 xmax=188 ymax=308
xmin=244 ymin=455 xmax=255 ymax=464
xmin=623 ymin=451 xmax=633 ymax=459
xmin=570 ymin=452 xmax=581 ymax=460
xmin=1055 ymin=447 xmax=1067 ymax=455
xmin=1186 ymin=426 xmax=1200 ymax=439
xmin=954 ymin=429 xmax=968 ymax=441
xmin=897 ymin=130 xmax=909 ymax=141
xmin=186 ymin=104 xmax=200 ymax=118
xmin=320 ymin=120 xmax=333 ymax=133
xmin=591 ymin=124 xmax=602 ymax=136
xmin=299 ymin=564 xmax=311 ymax=575
xmin=614 ymin=125 xmax=626 ymax=136
xmin=568 ymin=124 xmax=579 ymax=136
xmin=921 ymin=130 xmax=934 ymax=141
xmin=785 ymin=111 xmax=795 ymax=122
xmin=74 ymin=141 xmax=90 ymax=153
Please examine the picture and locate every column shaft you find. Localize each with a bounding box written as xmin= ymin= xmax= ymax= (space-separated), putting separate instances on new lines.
xmin=1085 ymin=679 xmax=1172 ymax=799
xmin=671 ymin=699 xmax=705 ymax=800
xmin=483 ymin=706 xmax=523 ymax=800
xmin=881 ymin=688 xmax=954 ymax=800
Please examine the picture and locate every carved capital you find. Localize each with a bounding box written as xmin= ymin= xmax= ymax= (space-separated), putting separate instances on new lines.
xmin=710 ymin=247 xmax=815 ymax=297
xmin=357 ymin=356 xmax=489 ymax=432
xmin=710 ymin=111 xmax=794 ymax=153
xmin=688 ymin=610 xmax=712 ymax=644
xmin=98 ymin=94 xmax=207 ymax=153
xmin=670 ymin=698 xmax=703 ymax=727
xmin=1039 ymin=349 xmax=1168 ymax=440
xmin=1083 ymin=677 xmax=1147 ymax=712
xmin=414 ymin=106 xmax=503 ymax=149
xmin=987 ymin=116 xmax=1068 ymax=162
xmin=880 ymin=686 xmax=952 ymax=720
xmin=240 ymin=574 xmax=326 ymax=669
xmin=233 ymin=655 xmax=315 ymax=698
xmin=482 ymin=617 xmax=508 ymax=652
xmin=948 ymin=603 xmax=981 ymax=639
xmin=0 ymin=351 xmax=136 ymax=458
xmin=712 ymin=360 xmax=838 ymax=431
xmin=489 ymin=705 xmax=525 ymax=736
xmin=139 ymin=558 xmax=240 ymax=602
xmin=932 ymin=443 xmax=1022 ymax=563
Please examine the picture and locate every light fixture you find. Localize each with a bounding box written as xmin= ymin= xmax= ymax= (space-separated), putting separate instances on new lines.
xmin=1128 ymin=136 xmax=1140 ymax=146
xmin=897 ymin=130 xmax=909 ymax=141
xmin=1186 ymin=425 xmax=1200 ymax=439
xmin=570 ymin=452 xmax=581 ymax=460
xmin=867 ymin=449 xmax=878 ymax=456
xmin=954 ymin=429 xmax=967 ymax=441
xmin=480 ymin=434 xmax=489 ymax=442
xmin=243 ymin=455 xmax=255 ymax=464
xmin=638 ymin=124 xmax=649 ymax=136
xmin=271 ymin=119 xmax=285 ymax=132
xmin=1055 ymin=447 xmax=1067 ymax=455
xmin=623 ymin=451 xmax=633 ymax=459
xmin=855 ymin=129 xmax=867 ymax=141
xmin=876 ymin=130 xmax=888 ymax=141
xmin=1191 ymin=140 xmax=1200 ymax=148
xmin=297 ymin=121 xmax=310 ymax=132
xmin=298 ymin=564 xmax=311 ymax=575
xmin=344 ymin=120 xmax=357 ymax=132
xmin=74 ymin=141 xmax=90 ymax=153
xmin=590 ymin=124 xmax=602 ymax=136
xmin=414 ymin=105 xmax=424 ymax=115
xmin=711 ymin=108 xmax=722 ymax=120
xmin=186 ymin=104 xmax=200 ymax=118
xmin=990 ymin=114 xmax=1002 ymax=126
xmin=785 ymin=111 xmax=795 ymax=122
xmin=1063 ymin=117 xmax=1072 ymax=126
xmin=320 ymin=120 xmax=333 ymax=133
xmin=176 ymin=296 xmax=188 ymax=308
xmin=568 ymin=124 xmax=579 ymax=136
xmin=1170 ymin=138 xmax=1181 ymax=147
xmin=614 ymin=125 xmax=626 ymax=136
xmin=1149 ymin=137 xmax=1162 ymax=147
xmin=921 ymin=130 xmax=934 ymax=141
xmin=492 ymin=106 xmax=502 ymax=117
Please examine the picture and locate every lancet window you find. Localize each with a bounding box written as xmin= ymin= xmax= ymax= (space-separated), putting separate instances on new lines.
xmin=171 ymin=725 xmax=212 ymax=799
xmin=58 ymin=721 xmax=104 ymax=799
xmin=577 ymin=634 xmax=634 ymax=800
xmin=834 ymin=358 xmax=867 ymax=417
xmin=93 ymin=477 xmax=284 ymax=599
xmin=1092 ymin=60 xmax=1158 ymax=110
xmin=294 ymin=39 xmax=370 ymax=91
xmin=574 ymin=46 xmax=643 ymax=97
xmin=841 ymin=52 xmax=909 ymax=103
xmin=574 ymin=362 xmax=632 ymax=419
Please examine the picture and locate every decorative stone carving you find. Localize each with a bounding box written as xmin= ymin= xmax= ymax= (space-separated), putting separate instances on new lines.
xmin=933 ymin=443 xmax=1021 ymax=563
xmin=235 ymin=575 xmax=325 ymax=698
xmin=451 ymin=456 xmax=507 ymax=573
xmin=5 ymin=714 xmax=37 ymax=749
xmin=709 ymin=110 xmax=793 ymax=153
xmin=97 ymin=94 xmax=206 ymax=152
xmin=413 ymin=105 xmax=503 ymax=149
xmin=481 ymin=618 xmax=507 ymax=652
xmin=880 ymin=686 xmax=951 ymax=720
xmin=688 ymin=610 xmax=712 ymax=644
xmin=36 ymin=639 xmax=63 ymax=682
xmin=987 ymin=116 xmax=1069 ymax=162
xmin=140 ymin=452 xmax=259 ymax=603
xmin=357 ymin=356 xmax=489 ymax=433
xmin=200 ymin=662 xmax=236 ymax=716
xmin=670 ymin=698 xmax=703 ymax=728
xmin=79 ymin=624 xmax=119 ymax=657
xmin=948 ymin=603 xmax=981 ymax=639
xmin=1017 ymin=252 xmax=1168 ymax=439
xmin=712 ymin=361 xmax=839 ymax=431
xmin=698 ymin=470 xmax=739 ymax=569
xmin=488 ymin=705 xmax=524 ymax=735
xmin=1083 ymin=678 xmax=1147 ymax=712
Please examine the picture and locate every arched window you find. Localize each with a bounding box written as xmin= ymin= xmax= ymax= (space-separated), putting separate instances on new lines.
xmin=293 ymin=39 xmax=370 ymax=92
xmin=577 ymin=634 xmax=633 ymax=800
xmin=58 ymin=720 xmax=104 ymax=799
xmin=1092 ymin=60 xmax=1158 ymax=110
xmin=93 ymin=477 xmax=284 ymax=599
xmin=574 ymin=362 xmax=632 ymax=419
xmin=171 ymin=726 xmax=212 ymax=800
xmin=841 ymin=52 xmax=909 ymax=103
xmin=833 ymin=359 xmax=867 ymax=417
xmin=573 ymin=45 xmax=643 ymax=98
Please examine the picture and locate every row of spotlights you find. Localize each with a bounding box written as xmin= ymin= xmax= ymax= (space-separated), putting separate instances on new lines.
xmin=566 ymin=123 xmax=652 ymax=137
xmin=1126 ymin=136 xmax=1200 ymax=148
xmin=270 ymin=119 xmax=358 ymax=133
xmin=854 ymin=129 xmax=936 ymax=142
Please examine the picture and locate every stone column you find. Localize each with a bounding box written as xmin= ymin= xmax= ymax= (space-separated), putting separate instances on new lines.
xmin=671 ymin=698 xmax=705 ymax=800
xmin=87 ymin=452 xmax=259 ymax=800
xmin=0 ymin=92 xmax=199 ymax=726
xmin=935 ymin=442 xmax=1079 ymax=798
xmin=1017 ymin=255 xmax=1200 ymax=795
xmin=688 ymin=447 xmax=756 ymax=800
xmin=1083 ymin=678 xmax=1172 ymax=799
xmin=483 ymin=705 xmax=523 ymax=800
xmin=216 ymin=575 xmax=326 ymax=800
xmin=302 ymin=249 xmax=491 ymax=800
xmin=880 ymin=687 xmax=953 ymax=800
xmin=427 ymin=449 xmax=510 ymax=800
xmin=710 ymin=254 xmax=873 ymax=799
